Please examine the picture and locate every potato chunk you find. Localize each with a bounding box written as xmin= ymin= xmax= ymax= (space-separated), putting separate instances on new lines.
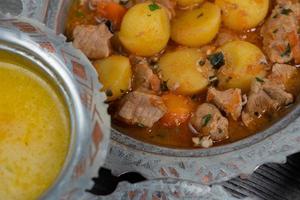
xmin=217 ymin=40 xmax=268 ymax=92
xmin=119 ymin=2 xmax=170 ymax=56
xmin=171 ymin=2 xmax=221 ymax=47
xmin=215 ymin=0 xmax=269 ymax=31
xmin=176 ymin=0 xmax=204 ymax=8
xmin=94 ymin=55 xmax=132 ymax=101
xmin=159 ymin=48 xmax=213 ymax=95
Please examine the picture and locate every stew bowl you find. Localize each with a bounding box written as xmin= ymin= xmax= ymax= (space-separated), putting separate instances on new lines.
xmin=44 ymin=0 xmax=300 ymax=185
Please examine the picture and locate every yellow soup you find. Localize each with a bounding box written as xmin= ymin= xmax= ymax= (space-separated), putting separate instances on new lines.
xmin=0 ymin=56 xmax=70 ymax=200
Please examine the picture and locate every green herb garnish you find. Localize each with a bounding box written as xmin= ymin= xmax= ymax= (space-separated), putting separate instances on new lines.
xmin=160 ymin=80 xmax=169 ymax=92
xmin=202 ymin=114 xmax=212 ymax=127
xmin=75 ymin=11 xmax=84 ymax=18
xmin=208 ymin=52 xmax=225 ymax=69
xmin=281 ymin=43 xmax=291 ymax=57
xmin=105 ymin=89 xmax=113 ymax=97
xmin=281 ymin=8 xmax=293 ymax=15
xmin=149 ymin=3 xmax=160 ymax=11
xmin=255 ymin=77 xmax=265 ymax=83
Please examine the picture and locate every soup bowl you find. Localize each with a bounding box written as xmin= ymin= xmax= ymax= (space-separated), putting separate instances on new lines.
xmin=42 ymin=0 xmax=300 ymax=186
xmin=0 ymin=17 xmax=110 ymax=199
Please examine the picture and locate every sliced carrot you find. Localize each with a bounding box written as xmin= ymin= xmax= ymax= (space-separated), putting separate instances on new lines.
xmin=96 ymin=2 xmax=127 ymax=28
xmin=160 ymin=93 xmax=195 ymax=127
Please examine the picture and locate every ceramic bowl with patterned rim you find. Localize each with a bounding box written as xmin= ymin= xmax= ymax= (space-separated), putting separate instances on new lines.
xmin=0 ymin=17 xmax=110 ymax=200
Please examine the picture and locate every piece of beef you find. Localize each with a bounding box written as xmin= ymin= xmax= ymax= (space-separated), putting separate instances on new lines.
xmin=118 ymin=91 xmax=167 ymax=127
xmin=130 ymin=56 xmax=161 ymax=93
xmin=73 ymin=24 xmax=113 ymax=59
xmin=263 ymin=81 xmax=293 ymax=106
xmin=242 ymin=79 xmax=293 ymax=127
xmin=276 ymin=0 xmax=300 ymax=19
xmin=268 ymin=63 xmax=297 ymax=86
xmin=261 ymin=2 xmax=300 ymax=63
xmin=207 ymin=87 xmax=244 ymax=120
xmin=190 ymin=103 xmax=229 ymax=141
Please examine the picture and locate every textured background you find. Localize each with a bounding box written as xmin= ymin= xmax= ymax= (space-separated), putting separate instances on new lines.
xmin=222 ymin=152 xmax=300 ymax=200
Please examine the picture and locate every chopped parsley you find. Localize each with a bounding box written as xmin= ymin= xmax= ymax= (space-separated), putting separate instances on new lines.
xmin=208 ymin=52 xmax=225 ymax=69
xmin=255 ymin=77 xmax=265 ymax=83
xmin=75 ymin=11 xmax=84 ymax=18
xmin=105 ymin=89 xmax=113 ymax=97
xmin=149 ymin=3 xmax=160 ymax=11
xmin=281 ymin=8 xmax=293 ymax=15
xmin=281 ymin=43 xmax=291 ymax=57
xmin=160 ymin=80 xmax=169 ymax=92
xmin=202 ymin=114 xmax=212 ymax=127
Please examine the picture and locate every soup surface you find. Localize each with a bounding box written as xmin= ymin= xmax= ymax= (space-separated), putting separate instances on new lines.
xmin=66 ymin=0 xmax=300 ymax=148
xmin=0 ymin=53 xmax=70 ymax=199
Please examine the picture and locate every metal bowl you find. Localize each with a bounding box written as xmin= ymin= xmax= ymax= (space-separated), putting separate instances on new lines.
xmin=43 ymin=0 xmax=300 ymax=185
xmin=0 ymin=17 xmax=110 ymax=199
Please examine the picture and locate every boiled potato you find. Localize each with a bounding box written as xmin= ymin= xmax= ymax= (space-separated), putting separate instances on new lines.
xmin=215 ymin=0 xmax=269 ymax=31
xmin=177 ymin=0 xmax=204 ymax=8
xmin=93 ymin=55 xmax=132 ymax=101
xmin=217 ymin=40 xmax=268 ymax=92
xmin=159 ymin=48 xmax=213 ymax=95
xmin=171 ymin=2 xmax=221 ymax=47
xmin=119 ymin=2 xmax=170 ymax=56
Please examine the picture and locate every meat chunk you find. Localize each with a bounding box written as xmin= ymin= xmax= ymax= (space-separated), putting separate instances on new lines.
xmin=261 ymin=3 xmax=300 ymax=63
xmin=73 ymin=24 xmax=113 ymax=59
xmin=130 ymin=56 xmax=161 ymax=93
xmin=263 ymin=81 xmax=293 ymax=106
xmin=190 ymin=103 xmax=229 ymax=141
xmin=214 ymin=28 xmax=239 ymax=47
xmin=268 ymin=63 xmax=297 ymax=86
xmin=276 ymin=0 xmax=300 ymax=19
xmin=207 ymin=87 xmax=244 ymax=121
xmin=118 ymin=91 xmax=167 ymax=127
xmin=242 ymin=79 xmax=293 ymax=127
